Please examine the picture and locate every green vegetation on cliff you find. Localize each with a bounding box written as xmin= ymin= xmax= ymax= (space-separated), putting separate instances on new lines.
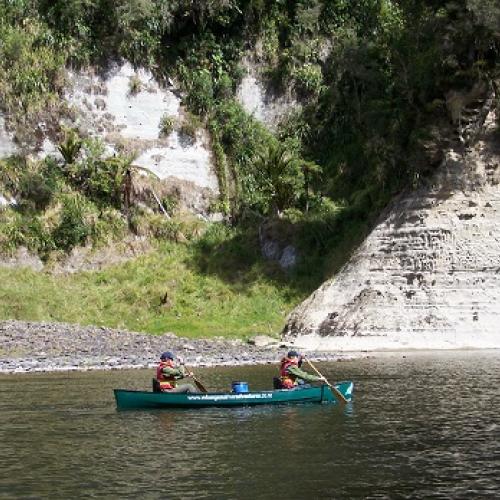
xmin=1 ymin=1 xmax=499 ymax=335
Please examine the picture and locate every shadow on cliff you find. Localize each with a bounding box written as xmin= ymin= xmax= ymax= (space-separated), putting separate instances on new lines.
xmin=186 ymin=222 xmax=303 ymax=294
xmin=186 ymin=208 xmax=371 ymax=298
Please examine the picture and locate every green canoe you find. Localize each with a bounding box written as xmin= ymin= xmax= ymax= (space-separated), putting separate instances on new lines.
xmin=114 ymin=381 xmax=354 ymax=410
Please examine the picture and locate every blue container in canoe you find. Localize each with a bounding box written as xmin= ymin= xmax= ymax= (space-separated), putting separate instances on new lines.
xmin=231 ymin=381 xmax=249 ymax=394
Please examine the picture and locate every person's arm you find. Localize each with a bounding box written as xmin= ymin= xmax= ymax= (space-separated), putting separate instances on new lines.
xmin=161 ymin=366 xmax=185 ymax=380
xmin=287 ymin=365 xmax=323 ymax=382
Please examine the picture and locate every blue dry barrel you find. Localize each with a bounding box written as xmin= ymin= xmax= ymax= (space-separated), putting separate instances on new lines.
xmin=231 ymin=381 xmax=249 ymax=393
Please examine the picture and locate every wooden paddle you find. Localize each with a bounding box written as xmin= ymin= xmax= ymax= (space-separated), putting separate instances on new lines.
xmin=303 ymin=356 xmax=349 ymax=404
xmin=184 ymin=366 xmax=208 ymax=393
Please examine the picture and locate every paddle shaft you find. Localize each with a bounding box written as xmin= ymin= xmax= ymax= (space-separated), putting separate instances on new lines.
xmin=304 ymin=357 xmax=349 ymax=404
xmin=192 ymin=376 xmax=208 ymax=393
xmin=184 ymin=366 xmax=208 ymax=393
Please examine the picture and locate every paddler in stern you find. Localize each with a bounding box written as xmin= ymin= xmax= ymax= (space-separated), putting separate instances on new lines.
xmin=279 ymin=350 xmax=325 ymax=389
xmin=156 ymin=351 xmax=198 ymax=393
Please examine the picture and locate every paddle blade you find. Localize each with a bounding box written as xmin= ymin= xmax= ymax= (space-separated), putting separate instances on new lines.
xmin=331 ymin=381 xmax=353 ymax=404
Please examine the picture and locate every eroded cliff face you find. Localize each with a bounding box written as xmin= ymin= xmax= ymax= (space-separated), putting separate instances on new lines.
xmin=1 ymin=62 xmax=219 ymax=215
xmin=236 ymin=58 xmax=298 ymax=130
xmin=0 ymin=114 xmax=16 ymax=158
xmin=284 ymin=110 xmax=500 ymax=351
xmin=1 ymin=59 xmax=302 ymax=216
xmin=62 ymin=63 xmax=219 ymax=214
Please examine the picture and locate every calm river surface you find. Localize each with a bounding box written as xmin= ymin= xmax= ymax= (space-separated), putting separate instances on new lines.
xmin=1 ymin=351 xmax=499 ymax=499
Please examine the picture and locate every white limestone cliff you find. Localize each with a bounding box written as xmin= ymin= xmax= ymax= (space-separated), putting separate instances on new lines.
xmin=236 ymin=58 xmax=297 ymax=129
xmin=0 ymin=114 xmax=17 ymax=157
xmin=284 ymin=110 xmax=500 ymax=351
xmin=62 ymin=63 xmax=219 ymax=213
xmin=1 ymin=62 xmax=219 ymax=215
xmin=3 ymin=60 xmax=298 ymax=214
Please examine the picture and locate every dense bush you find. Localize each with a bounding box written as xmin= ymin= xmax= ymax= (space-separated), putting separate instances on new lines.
xmin=0 ymin=0 xmax=499 ymax=280
xmin=51 ymin=193 xmax=92 ymax=251
xmin=0 ymin=138 xmax=131 ymax=257
xmin=0 ymin=156 xmax=61 ymax=210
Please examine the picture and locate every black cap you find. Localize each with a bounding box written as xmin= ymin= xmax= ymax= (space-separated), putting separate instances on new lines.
xmin=287 ymin=350 xmax=300 ymax=358
xmin=160 ymin=351 xmax=174 ymax=360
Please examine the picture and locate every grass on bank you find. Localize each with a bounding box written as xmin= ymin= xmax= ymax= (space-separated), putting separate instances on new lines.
xmin=0 ymin=241 xmax=303 ymax=339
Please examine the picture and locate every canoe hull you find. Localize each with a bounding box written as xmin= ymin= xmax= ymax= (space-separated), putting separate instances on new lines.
xmin=114 ymin=382 xmax=353 ymax=410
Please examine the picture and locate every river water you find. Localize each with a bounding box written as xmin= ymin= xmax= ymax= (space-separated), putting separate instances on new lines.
xmin=1 ymin=352 xmax=499 ymax=499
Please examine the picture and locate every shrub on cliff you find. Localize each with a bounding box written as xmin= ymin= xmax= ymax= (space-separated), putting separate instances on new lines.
xmin=159 ymin=115 xmax=176 ymax=137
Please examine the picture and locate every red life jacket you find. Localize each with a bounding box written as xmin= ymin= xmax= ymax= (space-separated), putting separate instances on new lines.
xmin=156 ymin=360 xmax=177 ymax=391
xmin=280 ymin=357 xmax=298 ymax=389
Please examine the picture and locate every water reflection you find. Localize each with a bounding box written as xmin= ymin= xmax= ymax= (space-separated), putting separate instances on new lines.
xmin=1 ymin=351 xmax=499 ymax=498
xmin=342 ymin=401 xmax=355 ymax=417
xmin=156 ymin=411 xmax=179 ymax=432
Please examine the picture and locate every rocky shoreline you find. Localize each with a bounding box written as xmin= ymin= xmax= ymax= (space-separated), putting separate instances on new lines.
xmin=0 ymin=320 xmax=355 ymax=374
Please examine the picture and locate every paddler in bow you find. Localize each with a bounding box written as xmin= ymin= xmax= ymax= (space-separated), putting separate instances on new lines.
xmin=155 ymin=351 xmax=198 ymax=393
xmin=279 ymin=350 xmax=325 ymax=389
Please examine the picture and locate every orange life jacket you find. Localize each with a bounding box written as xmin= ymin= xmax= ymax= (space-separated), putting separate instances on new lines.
xmin=280 ymin=357 xmax=298 ymax=389
xmin=156 ymin=360 xmax=177 ymax=391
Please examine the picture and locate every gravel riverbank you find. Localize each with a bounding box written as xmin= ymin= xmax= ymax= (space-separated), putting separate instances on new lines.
xmin=0 ymin=320 xmax=355 ymax=374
